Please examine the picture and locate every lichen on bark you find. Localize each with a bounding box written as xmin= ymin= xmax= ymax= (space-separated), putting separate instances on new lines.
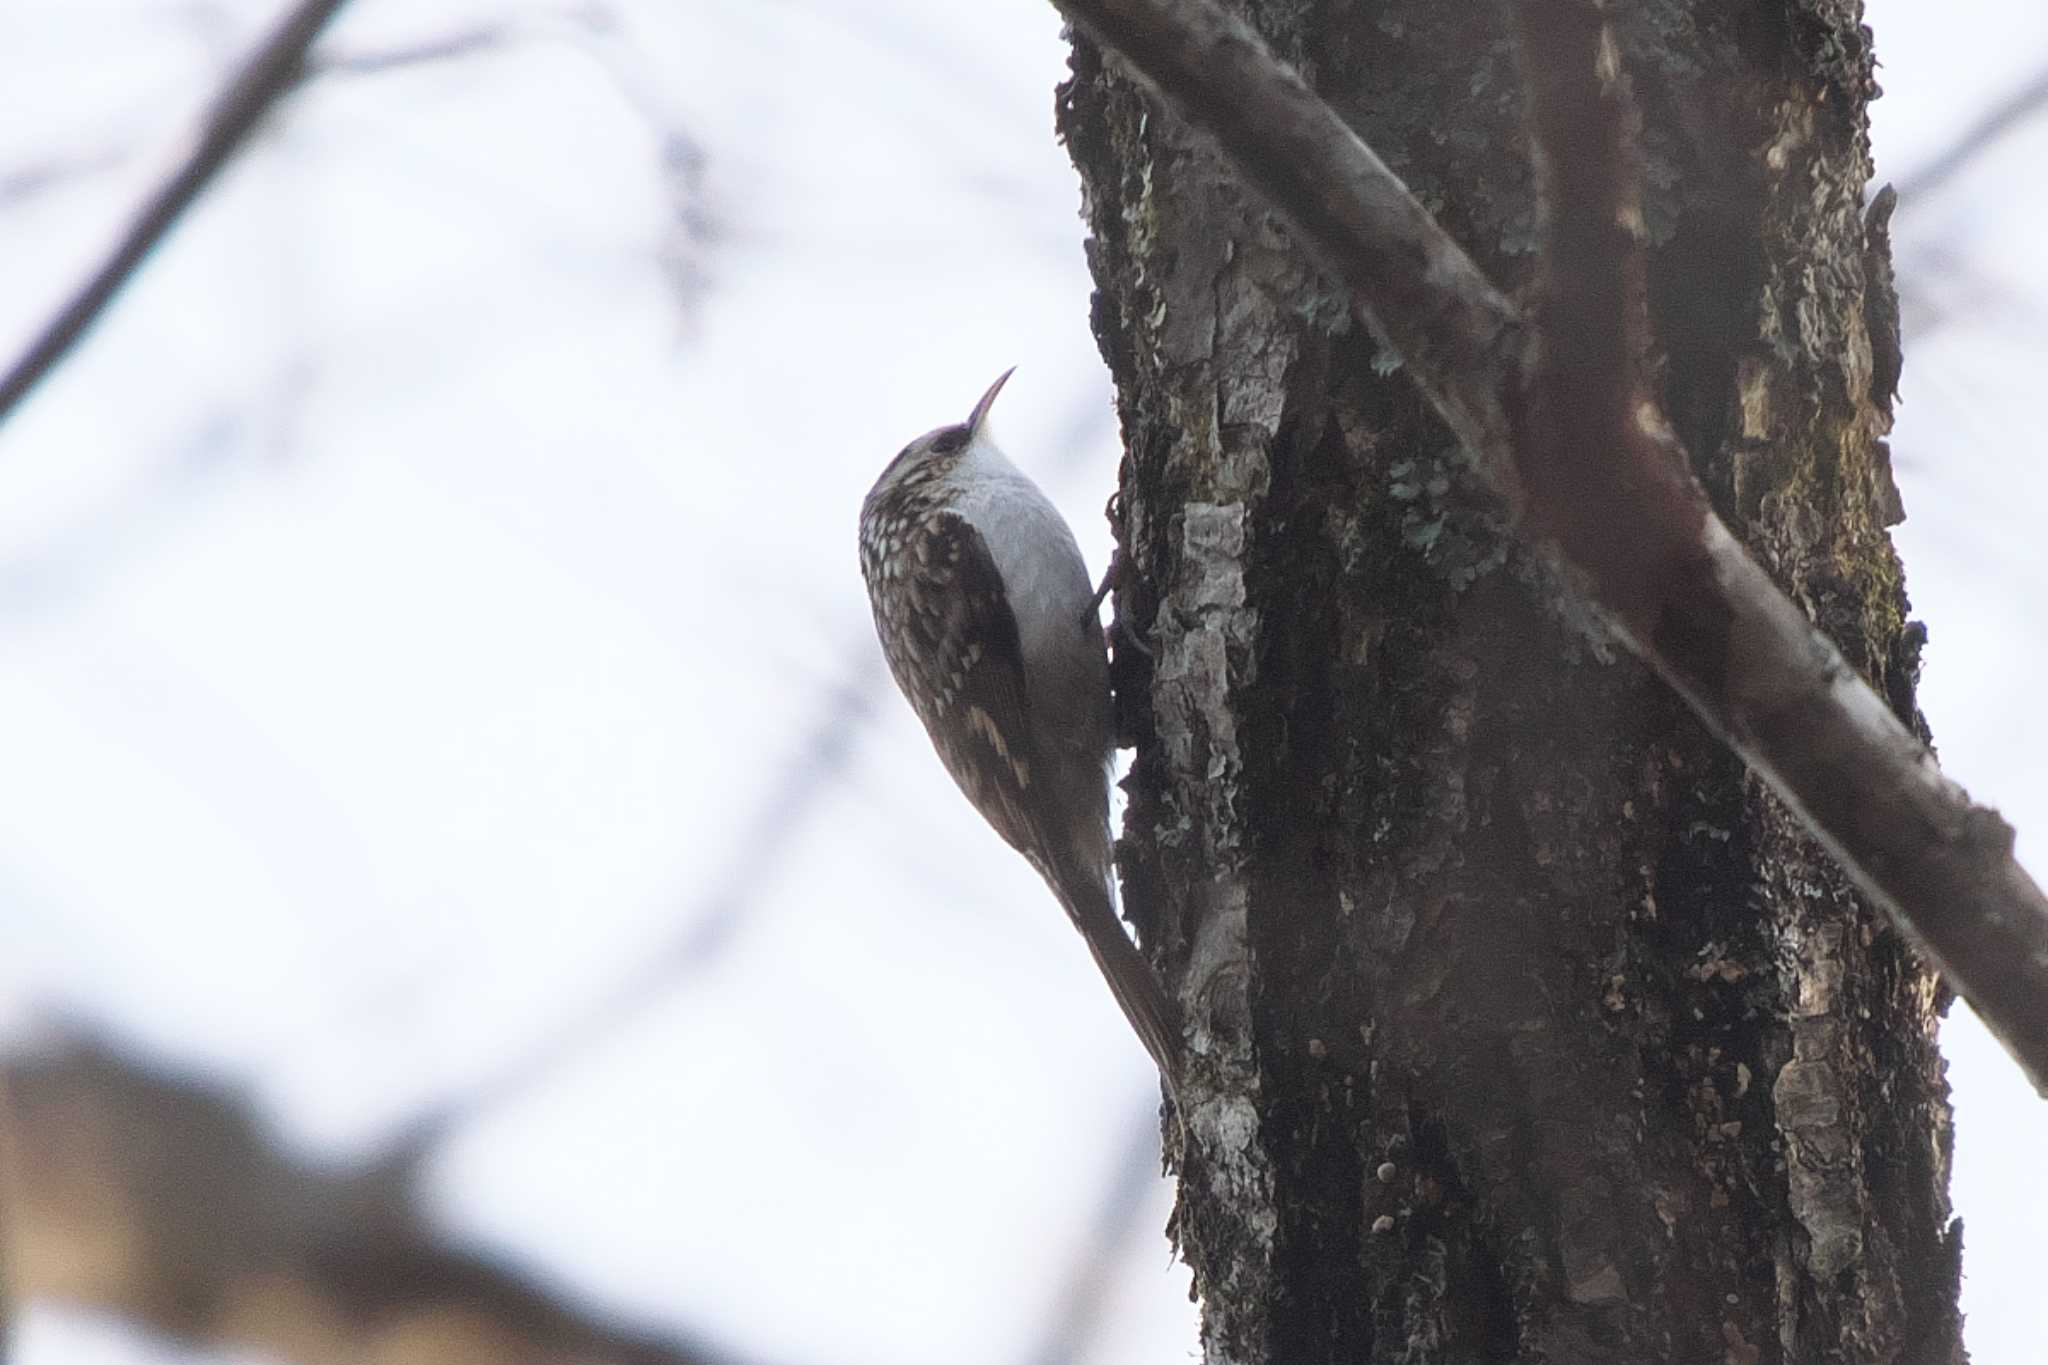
xmin=1058 ymin=1 xmax=1957 ymax=1361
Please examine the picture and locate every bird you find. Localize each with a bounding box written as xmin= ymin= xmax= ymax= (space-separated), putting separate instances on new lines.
xmin=857 ymin=369 xmax=1182 ymax=1096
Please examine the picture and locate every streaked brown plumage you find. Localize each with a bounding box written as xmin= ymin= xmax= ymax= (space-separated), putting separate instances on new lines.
xmin=857 ymin=371 xmax=1182 ymax=1094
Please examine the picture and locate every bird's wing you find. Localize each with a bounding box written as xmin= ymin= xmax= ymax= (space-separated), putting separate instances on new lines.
xmin=880 ymin=509 xmax=1046 ymax=859
xmin=873 ymin=508 xmax=1183 ymax=1092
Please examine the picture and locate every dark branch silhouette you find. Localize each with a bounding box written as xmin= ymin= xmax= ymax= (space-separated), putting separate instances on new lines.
xmin=0 ymin=0 xmax=353 ymax=428
xmin=1050 ymin=0 xmax=2048 ymax=1093
xmin=310 ymin=6 xmax=617 ymax=78
xmin=1053 ymin=0 xmax=1523 ymax=504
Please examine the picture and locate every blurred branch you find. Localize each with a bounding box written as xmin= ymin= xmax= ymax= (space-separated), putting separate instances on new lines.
xmin=309 ymin=4 xmax=616 ymax=78
xmin=0 ymin=0 xmax=721 ymax=435
xmin=397 ymin=659 xmax=886 ymax=1148
xmin=1890 ymin=64 xmax=2048 ymax=344
xmin=313 ymin=24 xmax=514 ymax=76
xmin=0 ymin=148 xmax=130 ymax=211
xmin=1892 ymin=64 xmax=2048 ymax=207
xmin=1023 ymin=1100 xmax=1170 ymax=1365
xmin=3 ymin=1032 xmax=775 ymax=1365
xmin=0 ymin=0 xmax=352 ymax=428
xmin=325 ymin=6 xmax=718 ymax=324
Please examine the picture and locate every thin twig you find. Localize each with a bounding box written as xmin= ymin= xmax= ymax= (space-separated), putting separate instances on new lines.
xmin=309 ymin=4 xmax=618 ymax=78
xmin=1022 ymin=1098 xmax=1172 ymax=1365
xmin=1052 ymin=0 xmax=2048 ymax=1094
xmin=0 ymin=147 xmax=130 ymax=210
xmin=1892 ymin=64 xmax=2048 ymax=207
xmin=312 ymin=24 xmax=511 ymax=77
xmin=0 ymin=0 xmax=354 ymax=427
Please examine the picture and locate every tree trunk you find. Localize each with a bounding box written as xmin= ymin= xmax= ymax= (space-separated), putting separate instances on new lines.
xmin=1057 ymin=3 xmax=1960 ymax=1362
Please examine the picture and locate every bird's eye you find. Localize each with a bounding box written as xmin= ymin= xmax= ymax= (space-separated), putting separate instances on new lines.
xmin=930 ymin=427 xmax=969 ymax=455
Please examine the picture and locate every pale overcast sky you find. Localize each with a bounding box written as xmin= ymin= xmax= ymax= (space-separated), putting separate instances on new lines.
xmin=1 ymin=2 xmax=2043 ymax=1362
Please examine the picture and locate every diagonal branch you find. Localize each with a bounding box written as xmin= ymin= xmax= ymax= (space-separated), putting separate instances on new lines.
xmin=1051 ymin=0 xmax=2048 ymax=1094
xmin=0 ymin=0 xmax=353 ymax=428
xmin=1051 ymin=0 xmax=1526 ymax=508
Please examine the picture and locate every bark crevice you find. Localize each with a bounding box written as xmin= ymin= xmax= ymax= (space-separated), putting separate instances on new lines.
xmin=1060 ymin=1 xmax=1958 ymax=1360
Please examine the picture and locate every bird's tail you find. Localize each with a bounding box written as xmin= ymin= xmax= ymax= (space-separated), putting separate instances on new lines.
xmin=1058 ymin=871 xmax=1183 ymax=1100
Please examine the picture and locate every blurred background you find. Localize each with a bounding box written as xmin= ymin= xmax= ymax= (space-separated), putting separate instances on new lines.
xmin=0 ymin=1 xmax=2042 ymax=1361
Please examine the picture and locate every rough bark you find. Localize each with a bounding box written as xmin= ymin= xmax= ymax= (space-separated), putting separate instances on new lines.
xmin=1058 ymin=3 xmax=1959 ymax=1362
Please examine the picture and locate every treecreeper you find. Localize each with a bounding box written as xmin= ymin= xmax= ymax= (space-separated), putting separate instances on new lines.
xmin=857 ymin=371 xmax=1182 ymax=1096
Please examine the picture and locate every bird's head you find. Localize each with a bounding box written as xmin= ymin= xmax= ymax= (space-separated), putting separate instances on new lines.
xmin=868 ymin=368 xmax=1014 ymax=498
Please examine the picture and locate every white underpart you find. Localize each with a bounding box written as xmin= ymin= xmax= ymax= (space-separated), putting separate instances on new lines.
xmin=947 ymin=432 xmax=1101 ymax=712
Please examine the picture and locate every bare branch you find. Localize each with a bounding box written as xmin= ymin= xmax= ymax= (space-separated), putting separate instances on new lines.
xmin=308 ymin=4 xmax=616 ymax=78
xmin=312 ymin=24 xmax=512 ymax=77
xmin=4 ymin=1032 xmax=777 ymax=1365
xmin=1053 ymin=0 xmax=2048 ymax=1093
xmin=0 ymin=0 xmax=353 ymax=428
xmin=314 ymin=4 xmax=718 ymax=329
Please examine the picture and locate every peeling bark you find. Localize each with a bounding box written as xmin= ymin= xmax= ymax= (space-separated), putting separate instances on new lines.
xmin=1059 ymin=2 xmax=1959 ymax=1361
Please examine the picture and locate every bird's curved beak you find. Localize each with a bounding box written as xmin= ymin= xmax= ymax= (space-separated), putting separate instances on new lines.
xmin=965 ymin=367 xmax=1015 ymax=438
